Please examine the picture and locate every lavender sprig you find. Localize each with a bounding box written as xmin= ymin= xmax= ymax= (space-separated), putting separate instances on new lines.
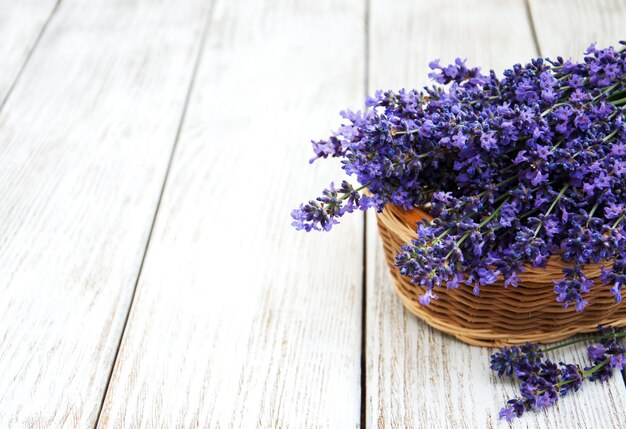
xmin=492 ymin=326 xmax=626 ymax=421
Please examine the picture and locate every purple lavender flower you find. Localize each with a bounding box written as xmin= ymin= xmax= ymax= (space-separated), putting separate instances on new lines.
xmin=609 ymin=354 xmax=624 ymax=370
xmin=498 ymin=406 xmax=517 ymax=422
xmin=559 ymin=363 xmax=583 ymax=395
xmin=494 ymin=326 xmax=626 ymax=421
xmin=490 ymin=342 xmax=543 ymax=378
xmin=588 ymin=344 xmax=607 ymax=361
xmin=294 ymin=41 xmax=626 ymax=311
xmin=536 ymin=391 xmax=558 ymax=408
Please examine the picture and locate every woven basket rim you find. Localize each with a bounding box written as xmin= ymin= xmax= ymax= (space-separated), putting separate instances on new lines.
xmin=384 ymin=203 xmax=611 ymax=283
xmin=375 ymin=202 xmax=626 ymax=346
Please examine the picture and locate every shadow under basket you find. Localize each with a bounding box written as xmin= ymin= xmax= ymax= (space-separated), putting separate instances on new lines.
xmin=376 ymin=203 xmax=626 ymax=347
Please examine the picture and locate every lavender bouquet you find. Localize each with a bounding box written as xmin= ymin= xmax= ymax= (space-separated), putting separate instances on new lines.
xmin=292 ymin=42 xmax=626 ymax=312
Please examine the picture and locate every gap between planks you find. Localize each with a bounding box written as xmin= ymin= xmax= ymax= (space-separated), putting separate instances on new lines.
xmin=361 ymin=0 xmax=371 ymax=427
xmin=93 ymin=2 xmax=217 ymax=427
xmin=523 ymin=0 xmax=542 ymax=57
xmin=95 ymin=0 xmax=366 ymax=426
xmin=0 ymin=0 xmax=218 ymax=426
xmin=0 ymin=0 xmax=61 ymax=114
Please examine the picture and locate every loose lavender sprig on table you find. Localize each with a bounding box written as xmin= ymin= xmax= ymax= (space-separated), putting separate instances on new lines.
xmin=292 ymin=42 xmax=626 ymax=311
xmin=491 ymin=326 xmax=626 ymax=421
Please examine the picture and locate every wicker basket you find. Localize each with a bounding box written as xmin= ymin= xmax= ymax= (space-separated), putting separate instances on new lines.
xmin=376 ymin=203 xmax=626 ymax=347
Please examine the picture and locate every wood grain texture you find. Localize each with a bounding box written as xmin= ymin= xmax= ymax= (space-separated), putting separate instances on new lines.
xmin=97 ymin=0 xmax=365 ymax=427
xmin=0 ymin=0 xmax=58 ymax=106
xmin=528 ymin=0 xmax=626 ymax=58
xmin=0 ymin=1 xmax=210 ymax=427
xmin=366 ymin=0 xmax=626 ymax=427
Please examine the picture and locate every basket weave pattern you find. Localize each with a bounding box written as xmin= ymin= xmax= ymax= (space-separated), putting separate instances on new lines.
xmin=376 ymin=204 xmax=626 ymax=347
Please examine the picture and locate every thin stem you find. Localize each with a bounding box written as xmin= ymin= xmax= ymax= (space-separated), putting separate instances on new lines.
xmin=581 ymin=358 xmax=610 ymax=378
xmin=335 ymin=182 xmax=371 ymax=201
xmin=571 ymin=128 xmax=621 ymax=160
xmin=442 ymin=199 xmax=510 ymax=259
xmin=542 ymin=331 xmax=626 ymax=353
xmin=486 ymin=208 xmax=539 ymax=234
xmin=593 ymin=83 xmax=619 ymax=101
xmin=452 ymin=231 xmax=471 ymax=250
xmin=586 ymin=198 xmax=601 ymax=227
xmin=533 ymin=184 xmax=569 ymax=237
xmin=603 ymin=128 xmax=619 ymax=142
xmin=612 ymin=95 xmax=626 ymax=106
xmin=501 ymin=139 xmax=563 ymax=175
xmin=608 ymin=88 xmax=626 ymax=100
xmin=526 ymin=358 xmax=610 ymax=399
xmin=392 ymin=128 xmax=419 ymax=137
xmin=428 ymin=178 xmax=518 ymax=243
xmin=541 ymin=82 xmax=622 ymax=118
xmin=478 ymin=176 xmax=517 ymax=197
xmin=541 ymin=102 xmax=568 ymax=117
xmin=470 ymin=95 xmax=500 ymax=105
xmin=480 ymin=196 xmax=511 ymax=228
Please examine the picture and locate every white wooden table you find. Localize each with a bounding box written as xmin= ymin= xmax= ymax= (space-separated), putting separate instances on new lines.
xmin=1 ymin=0 xmax=626 ymax=427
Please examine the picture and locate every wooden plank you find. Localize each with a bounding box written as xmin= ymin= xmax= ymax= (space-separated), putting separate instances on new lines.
xmin=528 ymin=0 xmax=626 ymax=58
xmin=366 ymin=0 xmax=626 ymax=427
xmin=97 ymin=0 xmax=365 ymax=427
xmin=0 ymin=0 xmax=58 ymax=107
xmin=0 ymin=1 xmax=211 ymax=427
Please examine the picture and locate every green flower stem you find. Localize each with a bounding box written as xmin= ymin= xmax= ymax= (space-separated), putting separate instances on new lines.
xmin=533 ymin=184 xmax=569 ymax=237
xmin=580 ymin=358 xmax=610 ymax=378
xmin=476 ymin=176 xmax=518 ymax=197
xmin=514 ymin=358 xmax=611 ymax=402
xmin=469 ymin=95 xmax=501 ymax=105
xmin=570 ymin=127 xmax=621 ymax=160
xmin=586 ymin=198 xmax=601 ymax=227
xmin=500 ymin=138 xmax=564 ymax=176
xmin=541 ymin=81 xmax=623 ymax=117
xmin=479 ymin=196 xmax=511 ymax=228
xmin=539 ymin=359 xmax=610 ymax=396
xmin=334 ymin=182 xmax=370 ymax=202
xmin=542 ymin=331 xmax=626 ymax=353
xmin=603 ymin=128 xmax=619 ymax=142
xmin=420 ymin=177 xmax=518 ymax=243
xmin=541 ymin=102 xmax=568 ymax=117
xmin=492 ymin=180 xmax=558 ymax=205
xmin=443 ymin=196 xmax=512 ymax=259
xmin=593 ymin=83 xmax=620 ymax=101
xmin=611 ymin=94 xmax=626 ymax=106
xmin=608 ymin=87 xmax=626 ymax=100
xmin=486 ymin=208 xmax=539 ymax=235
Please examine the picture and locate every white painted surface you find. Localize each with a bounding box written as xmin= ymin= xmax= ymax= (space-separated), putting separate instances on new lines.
xmin=0 ymin=0 xmax=57 ymax=106
xmin=97 ymin=0 xmax=365 ymax=427
xmin=529 ymin=0 xmax=626 ymax=59
xmin=0 ymin=0 xmax=210 ymax=426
